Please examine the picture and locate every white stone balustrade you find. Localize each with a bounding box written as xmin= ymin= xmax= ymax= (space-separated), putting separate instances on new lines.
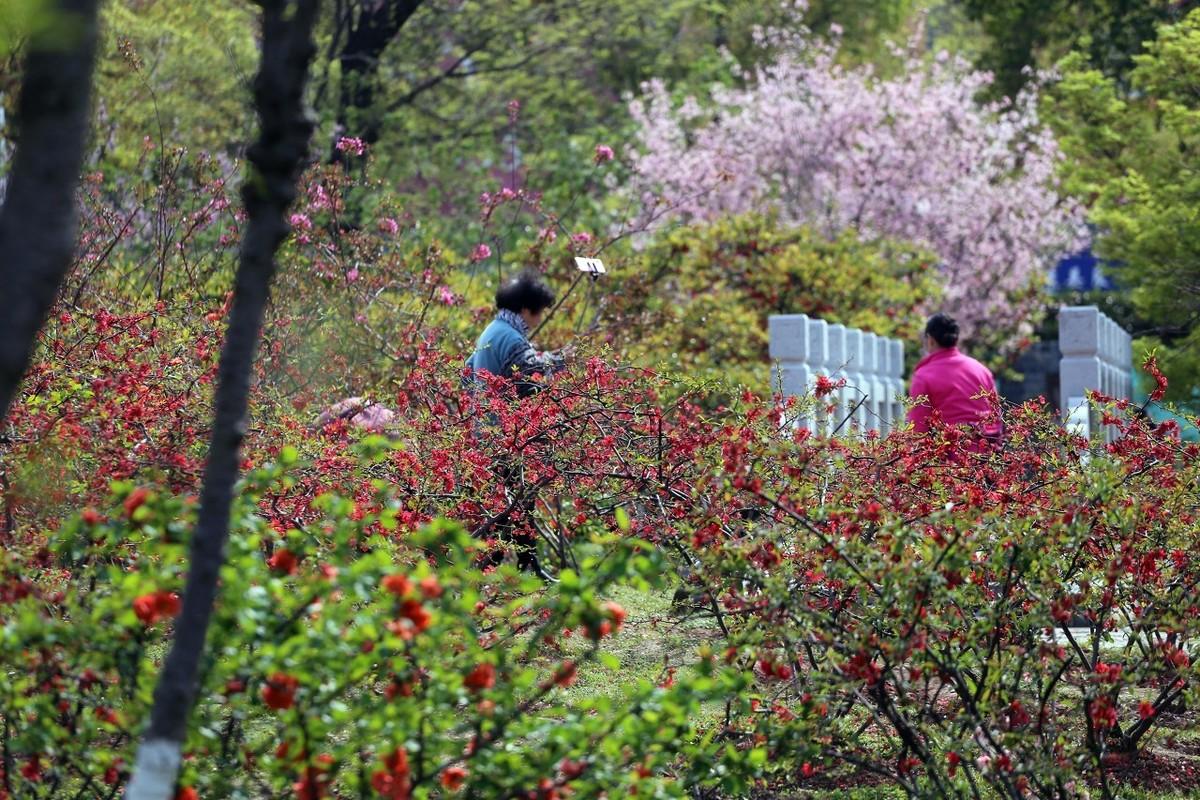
xmin=1058 ymin=305 xmax=1133 ymax=442
xmin=769 ymin=314 xmax=906 ymax=437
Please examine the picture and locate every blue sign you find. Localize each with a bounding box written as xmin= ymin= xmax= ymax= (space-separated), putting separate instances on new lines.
xmin=1053 ymin=248 xmax=1115 ymax=293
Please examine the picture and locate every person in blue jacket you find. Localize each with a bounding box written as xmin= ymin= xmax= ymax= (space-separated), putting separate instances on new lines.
xmin=465 ymin=270 xmax=570 ymax=395
xmin=466 ymin=271 xmax=572 ymax=580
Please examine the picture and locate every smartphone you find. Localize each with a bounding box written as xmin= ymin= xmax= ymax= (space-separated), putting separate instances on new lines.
xmin=574 ymin=257 xmax=606 ymax=274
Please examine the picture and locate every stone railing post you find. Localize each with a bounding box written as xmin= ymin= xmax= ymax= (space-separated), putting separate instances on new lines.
xmin=889 ymin=339 xmax=905 ymax=429
xmin=843 ymin=328 xmax=865 ymax=433
xmin=824 ymin=322 xmax=846 ymax=436
xmin=768 ymin=315 xmax=816 ymax=432
xmin=769 ymin=314 xmax=905 ymax=438
xmin=1058 ymin=305 xmax=1133 ymax=442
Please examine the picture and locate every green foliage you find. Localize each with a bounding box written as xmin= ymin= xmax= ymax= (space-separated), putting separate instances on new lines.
xmin=0 ymin=0 xmax=52 ymax=56
xmin=315 ymin=0 xmax=716 ymax=242
xmin=955 ymin=0 xmax=1196 ymax=99
xmin=1 ymin=464 xmax=726 ymax=798
xmin=92 ymin=0 xmax=258 ymax=171
xmin=610 ymin=215 xmax=940 ymax=401
xmin=803 ymin=0 xmax=920 ymax=59
xmin=1046 ymin=9 xmax=1200 ymax=405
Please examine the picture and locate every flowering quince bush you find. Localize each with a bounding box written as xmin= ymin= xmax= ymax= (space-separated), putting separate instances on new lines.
xmin=627 ymin=1 xmax=1087 ymax=359
xmin=253 ymin=345 xmax=1200 ymax=799
xmin=0 ymin=313 xmax=773 ymax=797
xmin=0 ymin=455 xmax=745 ymax=799
xmin=655 ymin=376 xmax=1200 ymax=798
xmin=3 ymin=303 xmax=1200 ymax=799
xmin=1 ymin=305 xmax=220 ymax=534
xmin=7 ymin=108 xmax=1200 ymax=800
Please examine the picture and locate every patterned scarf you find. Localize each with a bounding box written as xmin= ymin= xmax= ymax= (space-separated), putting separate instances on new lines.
xmin=496 ymin=308 xmax=529 ymax=338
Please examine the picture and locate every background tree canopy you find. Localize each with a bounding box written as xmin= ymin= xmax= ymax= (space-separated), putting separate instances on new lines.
xmin=0 ymin=0 xmax=1196 ymax=398
xmin=1047 ymin=7 xmax=1200 ymax=405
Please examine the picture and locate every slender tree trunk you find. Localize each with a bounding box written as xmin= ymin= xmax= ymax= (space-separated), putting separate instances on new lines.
xmin=0 ymin=0 xmax=100 ymax=422
xmin=332 ymin=0 xmax=422 ymax=159
xmin=123 ymin=1 xmax=320 ymax=798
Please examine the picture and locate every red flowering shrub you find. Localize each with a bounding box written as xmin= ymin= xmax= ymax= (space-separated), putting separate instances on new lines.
xmin=658 ymin=386 xmax=1200 ymax=797
xmin=0 ymin=454 xmax=711 ymax=798
xmin=4 ymin=130 xmax=1198 ymax=800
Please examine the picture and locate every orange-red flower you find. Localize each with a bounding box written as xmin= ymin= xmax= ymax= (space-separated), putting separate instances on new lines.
xmin=399 ymin=599 xmax=431 ymax=632
xmin=268 ymin=549 xmax=299 ymax=575
xmin=132 ymin=591 xmax=181 ymax=626
xmin=463 ymin=662 xmax=495 ymax=693
xmin=382 ymin=573 xmax=412 ymax=597
xmin=418 ymin=575 xmax=443 ymax=599
xmin=372 ymin=748 xmax=411 ymax=800
xmin=440 ymin=766 xmax=467 ymax=791
xmin=124 ymin=487 xmax=150 ymax=517
xmin=262 ymin=673 xmax=299 ymax=710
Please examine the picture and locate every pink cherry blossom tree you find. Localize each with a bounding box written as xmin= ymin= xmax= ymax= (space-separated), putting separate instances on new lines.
xmin=628 ymin=9 xmax=1087 ymax=356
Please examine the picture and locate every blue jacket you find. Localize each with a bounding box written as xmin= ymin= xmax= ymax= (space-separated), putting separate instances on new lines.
xmin=465 ymin=314 xmax=564 ymax=397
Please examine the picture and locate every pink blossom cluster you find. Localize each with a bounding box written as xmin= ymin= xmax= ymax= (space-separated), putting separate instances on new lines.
xmin=336 ymin=136 xmax=367 ymax=156
xmin=628 ymin=11 xmax=1086 ymax=352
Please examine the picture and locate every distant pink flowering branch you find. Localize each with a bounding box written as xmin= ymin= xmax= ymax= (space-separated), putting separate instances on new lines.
xmin=335 ymin=136 xmax=366 ymax=157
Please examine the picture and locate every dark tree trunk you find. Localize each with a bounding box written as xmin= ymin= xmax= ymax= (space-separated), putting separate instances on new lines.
xmin=332 ymin=0 xmax=423 ymax=159
xmin=124 ymin=1 xmax=320 ymax=797
xmin=0 ymin=0 xmax=100 ymax=422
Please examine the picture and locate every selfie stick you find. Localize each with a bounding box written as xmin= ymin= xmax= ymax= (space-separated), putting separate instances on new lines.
xmin=573 ymin=257 xmax=606 ymax=334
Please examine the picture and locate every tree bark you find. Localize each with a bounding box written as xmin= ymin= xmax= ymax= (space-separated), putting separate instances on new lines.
xmin=124 ymin=1 xmax=320 ymax=798
xmin=332 ymin=0 xmax=423 ymax=159
xmin=0 ymin=0 xmax=100 ymax=422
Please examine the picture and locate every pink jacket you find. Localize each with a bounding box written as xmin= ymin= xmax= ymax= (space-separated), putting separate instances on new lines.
xmin=907 ymin=347 xmax=1000 ymax=434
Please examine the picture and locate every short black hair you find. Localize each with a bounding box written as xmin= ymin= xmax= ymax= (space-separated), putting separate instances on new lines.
xmin=496 ymin=270 xmax=555 ymax=314
xmin=925 ymin=312 xmax=959 ymax=348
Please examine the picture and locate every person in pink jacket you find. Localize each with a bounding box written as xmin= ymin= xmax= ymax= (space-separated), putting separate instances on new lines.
xmin=907 ymin=313 xmax=1002 ymax=439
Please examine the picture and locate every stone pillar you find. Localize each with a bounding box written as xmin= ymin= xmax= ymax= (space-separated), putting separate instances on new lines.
xmin=843 ymin=328 xmax=865 ymax=434
xmin=1059 ymin=305 xmax=1133 ymax=441
xmin=810 ymin=318 xmax=831 ymax=436
xmin=876 ymin=336 xmax=894 ymax=433
xmin=890 ymin=339 xmax=905 ymax=428
xmin=768 ymin=314 xmax=815 ymax=431
xmin=863 ymin=332 xmax=884 ymax=434
xmin=825 ymin=323 xmax=847 ymax=436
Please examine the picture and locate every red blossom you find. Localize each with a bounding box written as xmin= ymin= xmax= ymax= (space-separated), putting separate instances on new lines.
xmin=1144 ymin=354 xmax=1169 ymax=402
xmin=262 ymin=673 xmax=300 ymax=710
xmin=20 ymin=757 xmax=41 ymax=782
xmin=123 ymin=487 xmax=150 ymax=517
xmin=418 ymin=575 xmax=443 ymax=599
xmin=440 ymin=766 xmax=467 ymax=791
xmin=132 ymin=591 xmax=181 ymax=626
xmin=382 ymin=574 xmax=412 ymax=597
xmin=268 ymin=549 xmax=299 ymax=575
xmin=552 ymin=661 xmax=577 ymax=687
xmin=371 ymin=748 xmax=411 ymax=800
xmin=463 ymin=662 xmax=496 ymax=693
